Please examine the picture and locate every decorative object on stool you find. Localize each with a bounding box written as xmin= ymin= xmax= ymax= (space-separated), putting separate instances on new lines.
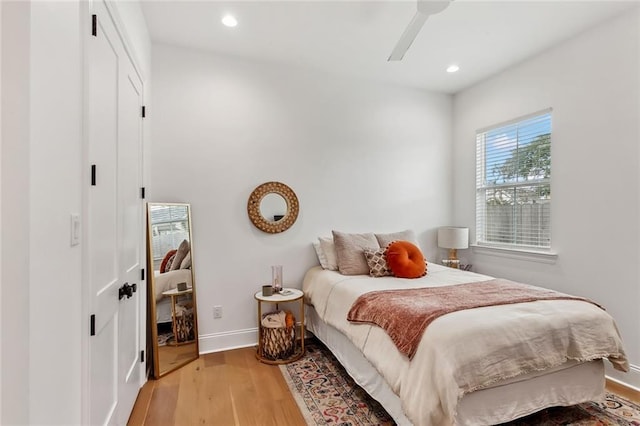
xmin=438 ymin=226 xmax=469 ymax=268
xmin=271 ymin=265 xmax=283 ymax=293
xmin=262 ymin=285 xmax=273 ymax=296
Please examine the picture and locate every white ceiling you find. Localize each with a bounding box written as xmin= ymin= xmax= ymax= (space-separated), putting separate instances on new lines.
xmin=141 ymin=1 xmax=637 ymax=93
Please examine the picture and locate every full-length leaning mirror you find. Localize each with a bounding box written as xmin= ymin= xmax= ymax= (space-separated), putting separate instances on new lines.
xmin=147 ymin=203 xmax=199 ymax=378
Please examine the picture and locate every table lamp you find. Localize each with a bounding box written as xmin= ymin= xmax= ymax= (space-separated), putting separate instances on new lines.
xmin=437 ymin=227 xmax=469 ymax=268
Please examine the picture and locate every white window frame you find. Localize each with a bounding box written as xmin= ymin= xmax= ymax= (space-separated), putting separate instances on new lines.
xmin=475 ymin=109 xmax=555 ymax=258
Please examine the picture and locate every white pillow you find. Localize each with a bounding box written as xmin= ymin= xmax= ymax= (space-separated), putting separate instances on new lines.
xmin=313 ymin=242 xmax=330 ymax=269
xmin=375 ymin=229 xmax=419 ymax=248
xmin=318 ymin=236 xmax=339 ymax=271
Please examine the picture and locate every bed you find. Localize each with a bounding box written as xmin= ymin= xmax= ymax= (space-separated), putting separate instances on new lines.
xmin=302 ymin=264 xmax=628 ymax=426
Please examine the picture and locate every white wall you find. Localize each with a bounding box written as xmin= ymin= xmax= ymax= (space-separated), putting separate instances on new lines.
xmin=453 ymin=9 xmax=640 ymax=389
xmin=28 ymin=2 xmax=84 ymax=423
xmin=1 ymin=2 xmax=30 ymax=423
xmin=1 ymin=2 xmax=86 ymax=423
xmin=0 ymin=1 xmax=3 ymax=418
xmin=151 ymin=44 xmax=453 ymax=352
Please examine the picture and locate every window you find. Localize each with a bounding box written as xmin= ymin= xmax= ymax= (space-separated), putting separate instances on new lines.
xmin=476 ymin=110 xmax=552 ymax=249
xmin=149 ymin=205 xmax=190 ymax=269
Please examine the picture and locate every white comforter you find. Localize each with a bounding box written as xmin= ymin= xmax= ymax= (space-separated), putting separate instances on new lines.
xmin=302 ymin=264 xmax=628 ymax=426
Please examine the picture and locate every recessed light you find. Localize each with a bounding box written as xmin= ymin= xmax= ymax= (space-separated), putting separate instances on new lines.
xmin=446 ymin=64 xmax=460 ymax=73
xmin=222 ymin=15 xmax=238 ymax=28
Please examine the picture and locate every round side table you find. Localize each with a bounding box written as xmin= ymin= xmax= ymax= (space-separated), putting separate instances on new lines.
xmin=254 ymin=288 xmax=305 ymax=364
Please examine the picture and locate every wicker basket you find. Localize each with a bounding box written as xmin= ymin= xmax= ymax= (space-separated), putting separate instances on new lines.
xmin=174 ymin=309 xmax=195 ymax=343
xmin=260 ymin=312 xmax=295 ymax=360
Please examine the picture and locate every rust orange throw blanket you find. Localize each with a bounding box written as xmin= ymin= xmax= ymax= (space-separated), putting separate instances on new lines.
xmin=347 ymin=279 xmax=602 ymax=360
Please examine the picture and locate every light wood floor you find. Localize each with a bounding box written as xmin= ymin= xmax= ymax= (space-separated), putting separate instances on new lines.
xmin=129 ymin=346 xmax=640 ymax=426
xmin=128 ymin=346 xmax=306 ymax=426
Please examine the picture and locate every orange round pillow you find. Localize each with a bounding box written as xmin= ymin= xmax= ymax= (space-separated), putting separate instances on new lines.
xmin=386 ymin=241 xmax=427 ymax=278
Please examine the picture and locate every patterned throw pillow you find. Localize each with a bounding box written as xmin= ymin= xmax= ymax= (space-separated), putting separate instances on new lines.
xmin=363 ymin=248 xmax=392 ymax=277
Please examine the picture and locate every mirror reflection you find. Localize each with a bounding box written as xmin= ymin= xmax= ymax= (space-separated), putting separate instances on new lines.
xmin=260 ymin=193 xmax=287 ymax=222
xmin=147 ymin=203 xmax=199 ymax=378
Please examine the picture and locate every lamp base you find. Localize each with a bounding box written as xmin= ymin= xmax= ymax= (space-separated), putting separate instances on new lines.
xmin=448 ymin=248 xmax=458 ymax=261
xmin=442 ymin=259 xmax=460 ymax=269
xmin=444 ymin=249 xmax=460 ymax=269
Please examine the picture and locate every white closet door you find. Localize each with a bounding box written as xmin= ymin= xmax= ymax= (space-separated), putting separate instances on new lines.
xmin=116 ymin=57 xmax=144 ymax=425
xmin=87 ymin=1 xmax=144 ymax=424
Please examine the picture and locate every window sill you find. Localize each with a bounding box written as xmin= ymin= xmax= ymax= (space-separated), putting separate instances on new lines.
xmin=471 ymin=244 xmax=558 ymax=264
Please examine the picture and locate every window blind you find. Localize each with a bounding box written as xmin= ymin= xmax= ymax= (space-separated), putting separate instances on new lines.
xmin=476 ymin=111 xmax=552 ymax=249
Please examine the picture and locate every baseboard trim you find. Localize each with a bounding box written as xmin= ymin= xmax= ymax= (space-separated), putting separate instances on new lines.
xmin=606 ymin=377 xmax=640 ymax=402
xmin=198 ymin=327 xmax=258 ymax=354
xmin=198 ymin=322 xmax=311 ymax=355
xmin=605 ymin=363 xmax=640 ymax=395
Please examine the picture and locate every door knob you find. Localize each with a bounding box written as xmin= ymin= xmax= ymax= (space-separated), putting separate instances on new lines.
xmin=118 ymin=283 xmax=135 ymax=300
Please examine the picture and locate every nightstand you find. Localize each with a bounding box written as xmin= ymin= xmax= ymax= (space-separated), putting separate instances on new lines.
xmin=254 ymin=288 xmax=305 ymax=364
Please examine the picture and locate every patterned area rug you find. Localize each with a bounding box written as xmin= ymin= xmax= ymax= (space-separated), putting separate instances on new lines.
xmin=280 ymin=341 xmax=640 ymax=425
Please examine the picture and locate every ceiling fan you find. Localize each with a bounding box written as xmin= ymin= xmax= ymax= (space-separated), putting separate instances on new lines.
xmin=388 ymin=0 xmax=453 ymax=61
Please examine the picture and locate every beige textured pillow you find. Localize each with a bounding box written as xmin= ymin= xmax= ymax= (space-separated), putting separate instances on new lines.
xmin=170 ymin=239 xmax=190 ymax=271
xmin=332 ymin=231 xmax=380 ymax=275
xmin=363 ymin=248 xmax=392 ymax=277
xmin=375 ymin=229 xmax=418 ymax=249
xmin=180 ymin=252 xmax=192 ymax=269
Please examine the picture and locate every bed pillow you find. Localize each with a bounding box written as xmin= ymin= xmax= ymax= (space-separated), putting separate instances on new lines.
xmin=160 ymin=249 xmax=177 ymax=273
xmin=375 ymin=229 xmax=418 ymax=249
xmin=170 ymin=239 xmax=190 ymax=271
xmin=363 ymin=248 xmax=392 ymax=277
xmin=386 ymin=240 xmax=427 ymax=278
xmin=318 ymin=237 xmax=339 ymax=271
xmin=332 ymin=231 xmax=380 ymax=275
xmin=313 ymin=242 xmax=330 ymax=269
xmin=180 ymin=252 xmax=192 ymax=269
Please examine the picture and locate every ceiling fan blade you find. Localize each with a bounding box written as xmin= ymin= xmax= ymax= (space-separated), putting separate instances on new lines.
xmin=417 ymin=0 xmax=451 ymax=16
xmin=388 ymin=11 xmax=428 ymax=61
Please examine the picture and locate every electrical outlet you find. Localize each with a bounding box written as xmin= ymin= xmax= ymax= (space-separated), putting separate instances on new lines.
xmin=213 ymin=305 xmax=222 ymax=319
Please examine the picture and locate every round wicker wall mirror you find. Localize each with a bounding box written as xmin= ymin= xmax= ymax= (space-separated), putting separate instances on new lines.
xmin=247 ymin=182 xmax=299 ymax=233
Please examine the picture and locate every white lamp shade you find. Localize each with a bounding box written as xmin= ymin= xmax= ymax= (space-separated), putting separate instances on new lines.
xmin=437 ymin=227 xmax=469 ymax=249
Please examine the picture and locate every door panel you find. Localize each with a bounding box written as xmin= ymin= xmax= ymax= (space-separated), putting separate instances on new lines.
xmin=89 ymin=311 xmax=118 ymax=425
xmin=88 ymin=5 xmax=120 ymax=424
xmin=117 ymin=65 xmax=144 ymax=424
xmin=88 ymin=1 xmax=144 ymax=424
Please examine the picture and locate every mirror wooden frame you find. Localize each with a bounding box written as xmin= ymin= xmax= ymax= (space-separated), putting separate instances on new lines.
xmin=146 ymin=202 xmax=199 ymax=378
xmin=247 ymin=182 xmax=299 ymax=233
